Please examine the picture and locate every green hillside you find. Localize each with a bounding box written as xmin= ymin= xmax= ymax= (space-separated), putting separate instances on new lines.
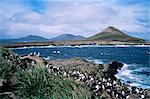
xmin=88 ymin=26 xmax=145 ymax=42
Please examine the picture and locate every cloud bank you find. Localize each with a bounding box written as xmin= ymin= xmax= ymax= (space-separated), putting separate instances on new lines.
xmin=0 ymin=0 xmax=149 ymax=39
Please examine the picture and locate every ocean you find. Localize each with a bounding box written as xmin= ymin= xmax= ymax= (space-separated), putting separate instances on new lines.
xmin=12 ymin=45 xmax=150 ymax=89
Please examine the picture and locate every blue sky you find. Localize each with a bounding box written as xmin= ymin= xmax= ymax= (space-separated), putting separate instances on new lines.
xmin=0 ymin=0 xmax=149 ymax=40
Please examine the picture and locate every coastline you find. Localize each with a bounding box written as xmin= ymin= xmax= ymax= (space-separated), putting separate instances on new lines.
xmin=1 ymin=40 xmax=150 ymax=48
xmin=0 ymin=47 xmax=150 ymax=98
xmin=9 ymin=44 xmax=150 ymax=50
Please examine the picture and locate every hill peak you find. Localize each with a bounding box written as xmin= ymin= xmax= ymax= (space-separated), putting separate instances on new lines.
xmin=59 ymin=34 xmax=74 ymax=37
xmin=88 ymin=26 xmax=145 ymax=42
xmin=50 ymin=34 xmax=85 ymax=41
xmin=26 ymin=35 xmax=42 ymax=38
xmin=103 ymin=26 xmax=122 ymax=34
xmin=20 ymin=35 xmax=48 ymax=41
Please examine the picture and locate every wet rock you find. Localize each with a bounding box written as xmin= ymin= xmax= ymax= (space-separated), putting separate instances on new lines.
xmin=145 ymin=89 xmax=150 ymax=98
xmin=0 ymin=79 xmax=8 ymax=93
xmin=102 ymin=61 xmax=123 ymax=78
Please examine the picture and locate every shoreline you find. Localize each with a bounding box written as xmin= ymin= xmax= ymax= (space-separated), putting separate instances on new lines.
xmin=9 ymin=45 xmax=150 ymax=89
xmin=7 ymin=44 xmax=150 ymax=50
xmin=1 ymin=46 xmax=150 ymax=98
xmin=1 ymin=40 xmax=150 ymax=48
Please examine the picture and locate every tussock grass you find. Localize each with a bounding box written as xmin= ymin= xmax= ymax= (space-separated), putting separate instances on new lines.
xmin=0 ymin=47 xmax=93 ymax=98
xmin=13 ymin=66 xmax=92 ymax=98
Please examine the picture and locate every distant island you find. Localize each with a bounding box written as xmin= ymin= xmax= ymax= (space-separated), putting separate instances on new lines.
xmin=1 ymin=26 xmax=149 ymax=48
xmin=0 ymin=34 xmax=85 ymax=44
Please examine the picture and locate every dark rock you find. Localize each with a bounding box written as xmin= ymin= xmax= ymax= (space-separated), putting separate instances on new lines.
xmin=145 ymin=89 xmax=150 ymax=98
xmin=102 ymin=61 xmax=123 ymax=78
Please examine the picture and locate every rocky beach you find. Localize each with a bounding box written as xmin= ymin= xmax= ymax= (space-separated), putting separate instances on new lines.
xmin=0 ymin=46 xmax=150 ymax=99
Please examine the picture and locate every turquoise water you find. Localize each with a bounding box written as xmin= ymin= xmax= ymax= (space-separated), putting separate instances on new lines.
xmin=12 ymin=46 xmax=150 ymax=89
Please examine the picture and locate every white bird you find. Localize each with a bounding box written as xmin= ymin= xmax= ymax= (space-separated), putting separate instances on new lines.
xmin=53 ymin=50 xmax=61 ymax=54
xmin=109 ymin=83 xmax=112 ymax=86
xmin=115 ymin=94 xmax=119 ymax=98
xmin=93 ymin=85 xmax=100 ymax=92
xmin=141 ymin=94 xmax=145 ymax=99
xmin=63 ymin=72 xmax=67 ymax=76
xmin=102 ymin=85 xmax=105 ymax=90
xmin=113 ymin=80 xmax=117 ymax=85
xmin=98 ymin=82 xmax=101 ymax=85
xmin=90 ymin=77 xmax=94 ymax=82
xmin=100 ymin=53 xmax=103 ymax=55
xmin=102 ymin=78 xmax=106 ymax=82
xmin=54 ymin=73 xmax=57 ymax=76
xmin=79 ymin=74 xmax=85 ymax=81
xmin=121 ymin=91 xmax=125 ymax=96
xmin=128 ymin=86 xmax=132 ymax=94
xmin=29 ymin=53 xmax=33 ymax=56
xmin=57 ymin=51 xmax=61 ymax=54
xmin=107 ymin=82 xmax=111 ymax=86
xmin=31 ymin=61 xmax=35 ymax=65
xmin=46 ymin=64 xmax=49 ymax=68
xmin=108 ymin=78 xmax=111 ymax=81
xmin=53 ymin=51 xmax=57 ymax=53
xmin=135 ymin=88 xmax=139 ymax=94
xmin=73 ymin=71 xmax=76 ymax=75
xmin=33 ymin=52 xmax=36 ymax=56
xmin=126 ymin=95 xmax=129 ymax=99
xmin=37 ymin=52 xmax=40 ymax=56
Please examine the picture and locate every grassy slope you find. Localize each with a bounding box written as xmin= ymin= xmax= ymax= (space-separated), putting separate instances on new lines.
xmin=0 ymin=47 xmax=93 ymax=99
xmin=88 ymin=28 xmax=145 ymax=42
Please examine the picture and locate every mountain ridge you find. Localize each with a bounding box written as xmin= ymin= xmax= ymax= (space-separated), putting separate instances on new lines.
xmin=0 ymin=26 xmax=146 ymax=43
xmin=0 ymin=35 xmax=48 ymax=44
xmin=0 ymin=34 xmax=85 ymax=43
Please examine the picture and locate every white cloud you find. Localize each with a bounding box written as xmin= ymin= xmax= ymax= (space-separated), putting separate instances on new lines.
xmin=0 ymin=0 xmax=149 ymax=39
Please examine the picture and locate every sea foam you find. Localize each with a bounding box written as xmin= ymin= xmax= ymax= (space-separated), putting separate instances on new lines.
xmin=115 ymin=63 xmax=133 ymax=79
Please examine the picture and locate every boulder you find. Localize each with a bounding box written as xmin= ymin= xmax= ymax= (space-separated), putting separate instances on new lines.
xmin=145 ymin=89 xmax=150 ymax=98
xmin=102 ymin=61 xmax=123 ymax=78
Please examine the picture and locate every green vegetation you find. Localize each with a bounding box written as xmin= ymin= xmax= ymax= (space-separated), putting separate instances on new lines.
xmin=88 ymin=32 xmax=128 ymax=40
xmin=88 ymin=26 xmax=145 ymax=42
xmin=13 ymin=67 xmax=91 ymax=99
xmin=0 ymin=47 xmax=93 ymax=99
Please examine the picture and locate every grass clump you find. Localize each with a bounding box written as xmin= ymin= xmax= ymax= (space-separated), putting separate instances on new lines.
xmin=13 ymin=66 xmax=92 ymax=99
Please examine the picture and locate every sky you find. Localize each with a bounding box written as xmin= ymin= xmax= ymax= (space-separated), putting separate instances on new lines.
xmin=0 ymin=0 xmax=149 ymax=40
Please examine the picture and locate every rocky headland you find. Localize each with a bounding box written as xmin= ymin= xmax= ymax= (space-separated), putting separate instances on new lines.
xmin=0 ymin=47 xmax=150 ymax=98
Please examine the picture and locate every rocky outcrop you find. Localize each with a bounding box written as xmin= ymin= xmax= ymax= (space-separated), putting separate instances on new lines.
xmin=102 ymin=61 xmax=123 ymax=78
xmin=47 ymin=58 xmax=103 ymax=75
